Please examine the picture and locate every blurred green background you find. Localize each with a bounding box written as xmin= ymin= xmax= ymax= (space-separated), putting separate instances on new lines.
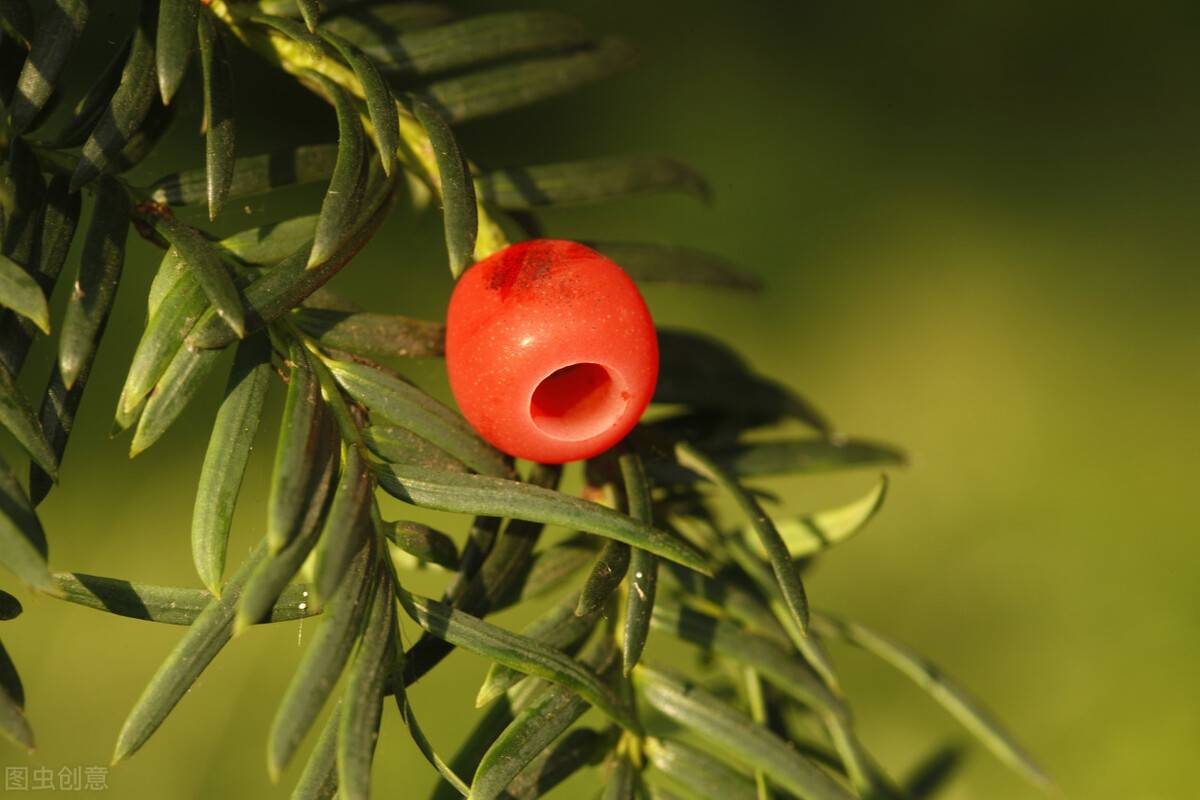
xmin=4 ymin=1 xmax=1199 ymax=797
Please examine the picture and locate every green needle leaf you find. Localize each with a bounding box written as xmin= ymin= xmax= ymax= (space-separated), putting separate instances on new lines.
xmin=470 ymin=641 xmax=615 ymax=800
xmin=591 ymin=242 xmax=761 ymax=291
xmin=651 ymin=600 xmax=890 ymax=797
xmin=149 ymin=144 xmax=337 ymax=206
xmin=156 ymin=0 xmax=198 ymax=104
xmin=111 ymin=395 xmax=146 ymax=437
xmin=310 ymin=343 xmax=366 ymax=449
xmin=237 ymin=420 xmax=338 ymax=631
xmin=622 ymin=545 xmax=657 ymax=674
xmin=29 ymin=362 xmax=85 ymax=506
xmin=494 ymin=727 xmax=610 ymax=800
xmin=328 ymin=360 xmax=509 ymax=478
xmin=364 ymin=425 xmax=469 ymax=473
xmin=0 ymin=139 xmax=46 ymax=367
xmin=603 ymin=752 xmax=638 ymax=800
xmin=117 ymin=250 xmax=206 ymax=419
xmin=295 ymin=0 xmax=320 ymax=32
xmin=416 ymin=37 xmax=636 ymax=124
xmin=634 ymin=666 xmax=856 ymax=800
xmin=0 ymin=359 xmax=58 ymax=481
xmin=651 ymin=601 xmax=837 ymax=715
xmin=0 ymin=454 xmax=50 ymax=592
xmin=812 ymin=613 xmax=1054 ymax=793
xmin=394 ymin=689 xmax=471 ymax=797
xmin=478 ymin=156 xmax=708 ymax=209
xmin=575 ymin=539 xmax=629 ymax=617
xmin=385 ymin=520 xmax=459 ymax=569
xmin=675 ymin=442 xmax=808 ymax=635
xmin=105 ymin=93 xmax=175 ymax=175
xmin=673 ymin=439 xmax=907 ymax=481
xmin=146 ymin=245 xmax=192 ymax=320
xmin=268 ymin=344 xmax=329 ymax=553
xmin=113 ymin=541 xmax=269 ymax=764
xmin=25 ymin=178 xmax=82 ymax=505
xmin=660 ymin=565 xmax=791 ymax=649
xmin=402 ymin=465 xmax=561 ymax=685
xmin=250 ymin=10 xmax=322 ymax=51
xmin=398 ymin=589 xmax=639 ymax=733
xmin=268 ymin=544 xmax=374 ymax=780
xmin=743 ymin=477 xmax=888 ymax=560
xmin=0 ymin=639 xmax=24 ymax=709
xmin=336 ymin=566 xmax=394 ymax=800
xmin=291 ymin=703 xmax=341 ymax=800
xmin=619 ymin=451 xmax=658 ymax=674
xmin=151 ymin=213 xmax=246 ymax=338
xmin=902 ymin=746 xmax=966 ymax=800
xmin=0 ymin=138 xmax=45 ymax=283
xmin=644 ymin=737 xmax=756 ymax=800
xmin=0 ymin=254 xmax=49 ymax=333
xmin=185 ymin=171 xmax=396 ymax=350
xmin=375 ymin=465 xmax=709 ymax=574
xmin=293 ymin=309 xmax=445 ymax=360
xmin=0 ymin=173 xmax=78 ymax=383
xmin=9 ymin=0 xmax=89 ymax=134
xmin=0 ymin=680 xmax=33 ymax=751
xmin=71 ymin=4 xmax=157 ymax=190
xmin=411 ymin=95 xmax=477 ymax=277
xmin=47 ymin=34 xmax=131 ymax=148
xmin=223 ymin=216 xmax=317 ymax=264
xmin=129 ymin=342 xmax=221 ymax=457
xmin=192 ymin=333 xmax=272 ymax=596
xmin=59 ymin=177 xmax=129 ymax=390
xmin=311 ymin=444 xmax=372 ymax=603
xmin=444 ymin=515 xmax=503 ymax=610
xmin=198 ymin=11 xmax=236 ymax=220
xmin=476 ymin=591 xmax=600 ymax=708
xmin=302 ymin=69 xmax=368 ymax=270
xmin=352 ymin=11 xmax=585 ymax=79
xmin=429 ymin=693 xmax=520 ymax=800
xmin=141 ymin=218 xmax=312 ymax=352
xmin=771 ymin=708 xmax=850 ymax=783
xmin=320 ymin=29 xmax=399 ymax=175
xmin=720 ymin=538 xmax=840 ymax=692
xmin=0 ymin=591 xmax=21 ymax=621
xmin=49 ymin=572 xmax=316 ymax=626
xmin=316 ymin=4 xmax=451 ymax=44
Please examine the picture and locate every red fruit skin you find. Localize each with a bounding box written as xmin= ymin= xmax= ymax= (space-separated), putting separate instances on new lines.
xmin=445 ymin=239 xmax=659 ymax=464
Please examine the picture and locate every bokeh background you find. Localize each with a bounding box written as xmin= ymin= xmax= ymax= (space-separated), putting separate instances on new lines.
xmin=3 ymin=1 xmax=1199 ymax=797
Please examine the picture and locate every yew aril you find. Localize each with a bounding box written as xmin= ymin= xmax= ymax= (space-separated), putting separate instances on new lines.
xmin=445 ymin=239 xmax=659 ymax=463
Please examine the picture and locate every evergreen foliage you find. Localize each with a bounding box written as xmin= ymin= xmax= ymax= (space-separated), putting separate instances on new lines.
xmin=0 ymin=2 xmax=1050 ymax=798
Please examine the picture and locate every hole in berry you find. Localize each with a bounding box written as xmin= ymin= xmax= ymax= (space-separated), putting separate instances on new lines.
xmin=530 ymin=363 xmax=628 ymax=441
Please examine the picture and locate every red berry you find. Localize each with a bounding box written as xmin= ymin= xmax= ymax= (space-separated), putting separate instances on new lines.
xmin=445 ymin=239 xmax=659 ymax=464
